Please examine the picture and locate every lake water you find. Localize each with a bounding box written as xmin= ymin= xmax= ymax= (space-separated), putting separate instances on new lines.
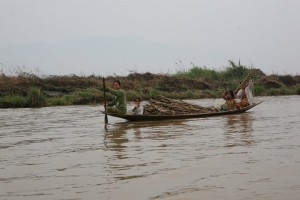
xmin=0 ymin=95 xmax=300 ymax=200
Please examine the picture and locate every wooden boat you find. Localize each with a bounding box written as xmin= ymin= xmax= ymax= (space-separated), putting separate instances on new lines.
xmin=102 ymin=101 xmax=263 ymax=122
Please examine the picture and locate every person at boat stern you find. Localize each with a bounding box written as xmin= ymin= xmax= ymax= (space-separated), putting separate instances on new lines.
xmin=105 ymin=80 xmax=127 ymax=114
xmin=235 ymin=79 xmax=254 ymax=108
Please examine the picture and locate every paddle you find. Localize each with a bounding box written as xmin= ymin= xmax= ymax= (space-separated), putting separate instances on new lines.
xmin=234 ymin=70 xmax=253 ymax=94
xmin=103 ymin=77 xmax=108 ymax=124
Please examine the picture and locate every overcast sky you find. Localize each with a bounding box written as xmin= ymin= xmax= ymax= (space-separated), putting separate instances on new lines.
xmin=0 ymin=0 xmax=299 ymax=76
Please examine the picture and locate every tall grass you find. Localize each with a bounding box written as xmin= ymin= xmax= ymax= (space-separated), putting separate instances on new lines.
xmin=0 ymin=87 xmax=46 ymax=108
xmin=47 ymin=97 xmax=69 ymax=106
xmin=297 ymin=87 xmax=300 ymax=95
xmin=70 ymin=88 xmax=100 ymax=104
xmin=0 ymin=95 xmax=27 ymax=108
xmin=173 ymin=60 xmax=252 ymax=82
xmin=26 ymin=87 xmax=46 ymax=107
xmin=253 ymin=85 xmax=265 ymax=96
xmin=174 ymin=65 xmax=222 ymax=80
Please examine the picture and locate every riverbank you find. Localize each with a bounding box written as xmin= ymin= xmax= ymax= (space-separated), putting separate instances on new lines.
xmin=0 ymin=64 xmax=299 ymax=108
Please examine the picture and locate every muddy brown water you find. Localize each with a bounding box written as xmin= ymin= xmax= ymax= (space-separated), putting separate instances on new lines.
xmin=1 ymin=96 xmax=300 ymax=200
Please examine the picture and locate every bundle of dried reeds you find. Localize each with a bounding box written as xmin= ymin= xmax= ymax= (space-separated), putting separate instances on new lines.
xmin=143 ymin=96 xmax=214 ymax=115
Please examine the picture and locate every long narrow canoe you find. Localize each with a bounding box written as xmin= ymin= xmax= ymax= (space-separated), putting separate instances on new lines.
xmin=102 ymin=101 xmax=263 ymax=122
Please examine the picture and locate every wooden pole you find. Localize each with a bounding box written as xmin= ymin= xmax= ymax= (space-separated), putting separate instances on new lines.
xmin=103 ymin=77 xmax=108 ymax=124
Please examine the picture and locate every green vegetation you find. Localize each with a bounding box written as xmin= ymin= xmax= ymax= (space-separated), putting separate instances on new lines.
xmin=26 ymin=87 xmax=46 ymax=107
xmin=47 ymin=96 xmax=70 ymax=106
xmin=297 ymin=87 xmax=300 ymax=95
xmin=174 ymin=65 xmax=221 ymax=80
xmin=0 ymin=60 xmax=299 ymax=108
xmin=0 ymin=95 xmax=27 ymax=108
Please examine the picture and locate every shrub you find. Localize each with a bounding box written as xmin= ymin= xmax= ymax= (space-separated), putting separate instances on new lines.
xmin=268 ymin=88 xmax=280 ymax=96
xmin=223 ymin=60 xmax=249 ymax=80
xmin=0 ymin=95 xmax=27 ymax=108
xmin=125 ymin=90 xmax=140 ymax=101
xmin=149 ymin=88 xmax=161 ymax=97
xmin=26 ymin=87 xmax=46 ymax=107
xmin=279 ymin=75 xmax=297 ymax=86
xmin=70 ymin=88 xmax=101 ymax=104
xmin=296 ymin=87 xmax=300 ymax=95
xmin=47 ymin=97 xmax=69 ymax=106
xmin=279 ymin=88 xmax=289 ymax=95
xmin=253 ymin=85 xmax=264 ymax=96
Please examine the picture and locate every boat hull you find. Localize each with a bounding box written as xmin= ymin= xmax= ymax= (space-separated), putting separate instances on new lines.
xmin=102 ymin=101 xmax=263 ymax=122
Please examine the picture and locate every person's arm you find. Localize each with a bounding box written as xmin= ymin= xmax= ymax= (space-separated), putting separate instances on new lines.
xmin=235 ymin=89 xmax=242 ymax=99
xmin=105 ymin=87 xmax=125 ymax=107
xmin=106 ymin=87 xmax=125 ymax=97
xmin=107 ymin=97 xmax=115 ymax=106
xmin=131 ymin=106 xmax=135 ymax=112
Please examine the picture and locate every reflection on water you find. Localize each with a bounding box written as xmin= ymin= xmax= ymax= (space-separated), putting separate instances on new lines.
xmin=226 ymin=113 xmax=253 ymax=133
xmin=104 ymin=120 xmax=185 ymax=150
xmin=102 ymin=119 xmax=189 ymax=183
xmin=106 ymin=130 xmax=128 ymax=159
xmin=224 ymin=113 xmax=255 ymax=147
xmin=1 ymin=96 xmax=300 ymax=200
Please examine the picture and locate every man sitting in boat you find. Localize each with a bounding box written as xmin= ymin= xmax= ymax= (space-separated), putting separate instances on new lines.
xmin=220 ymin=90 xmax=239 ymax=111
xmin=235 ymin=79 xmax=254 ymax=108
xmin=105 ymin=80 xmax=127 ymax=114
xmin=129 ymin=97 xmax=144 ymax=115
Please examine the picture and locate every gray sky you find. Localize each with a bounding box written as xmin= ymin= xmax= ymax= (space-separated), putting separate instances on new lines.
xmin=0 ymin=0 xmax=299 ymax=76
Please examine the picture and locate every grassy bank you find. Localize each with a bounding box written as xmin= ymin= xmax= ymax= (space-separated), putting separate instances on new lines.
xmin=1 ymin=61 xmax=299 ymax=108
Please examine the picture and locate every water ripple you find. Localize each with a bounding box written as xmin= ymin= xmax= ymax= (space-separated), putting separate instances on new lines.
xmin=0 ymin=97 xmax=300 ymax=199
